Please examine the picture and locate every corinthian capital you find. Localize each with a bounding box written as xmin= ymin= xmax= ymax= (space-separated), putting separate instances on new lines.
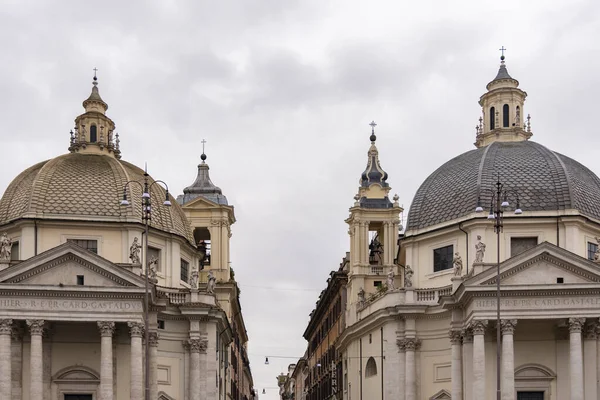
xmin=127 ymin=322 xmax=144 ymax=338
xmin=569 ymin=317 xmax=586 ymax=333
xmin=0 ymin=319 xmax=12 ymax=335
xmin=97 ymin=321 xmax=115 ymax=337
xmin=501 ymin=319 xmax=518 ymax=335
xmin=148 ymin=331 xmax=159 ymax=347
xmin=188 ymin=338 xmax=208 ymax=354
xmin=470 ymin=320 xmax=488 ymax=335
xmin=584 ymin=322 xmax=598 ymax=340
xmin=26 ymin=319 xmax=45 ymax=336
xmin=404 ymin=338 xmax=421 ymax=351
xmin=448 ymin=329 xmax=462 ymax=344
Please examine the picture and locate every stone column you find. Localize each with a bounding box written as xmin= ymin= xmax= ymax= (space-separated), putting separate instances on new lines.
xmin=189 ymin=339 xmax=202 ymax=400
xmin=462 ymin=328 xmax=473 ymax=400
xmin=11 ymin=325 xmax=23 ymax=400
xmin=97 ymin=321 xmax=115 ymax=400
xmin=182 ymin=341 xmax=191 ymax=400
xmin=42 ymin=327 xmax=52 ymax=400
xmin=404 ymin=338 xmax=419 ymax=400
xmin=199 ymin=336 xmax=209 ymax=398
xmin=26 ymin=320 xmax=44 ymax=400
xmin=149 ymin=331 xmax=159 ymax=400
xmin=471 ymin=320 xmax=488 ymax=400
xmin=501 ymin=319 xmax=517 ymax=400
xmin=397 ymin=339 xmax=406 ymax=400
xmin=449 ymin=330 xmax=463 ymax=400
xmin=583 ymin=322 xmax=597 ymax=400
xmin=569 ymin=317 xmax=585 ymax=400
xmin=0 ymin=320 xmax=12 ymax=400
xmin=128 ymin=322 xmax=144 ymax=400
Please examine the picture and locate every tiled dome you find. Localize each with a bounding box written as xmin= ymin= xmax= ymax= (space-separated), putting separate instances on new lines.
xmin=406 ymin=141 xmax=600 ymax=231
xmin=0 ymin=153 xmax=195 ymax=244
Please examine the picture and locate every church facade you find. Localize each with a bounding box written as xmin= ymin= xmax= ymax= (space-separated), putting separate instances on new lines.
xmin=0 ymin=76 xmax=255 ymax=400
xmin=289 ymin=57 xmax=600 ymax=400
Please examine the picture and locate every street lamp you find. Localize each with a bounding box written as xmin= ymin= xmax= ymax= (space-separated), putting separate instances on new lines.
xmin=475 ymin=175 xmax=522 ymax=400
xmin=121 ymin=168 xmax=171 ymax=400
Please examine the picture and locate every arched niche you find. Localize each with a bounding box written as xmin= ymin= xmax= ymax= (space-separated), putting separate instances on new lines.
xmin=514 ymin=363 xmax=556 ymax=399
xmin=52 ymin=365 xmax=100 ymax=399
xmin=365 ymin=356 xmax=377 ymax=377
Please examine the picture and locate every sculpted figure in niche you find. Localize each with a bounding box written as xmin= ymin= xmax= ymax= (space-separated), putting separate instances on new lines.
xmin=189 ymin=268 xmax=199 ymax=289
xmin=147 ymin=256 xmax=158 ymax=280
xmin=0 ymin=233 xmax=12 ymax=262
xmin=404 ymin=265 xmax=413 ymax=288
xmin=474 ymin=235 xmax=486 ymax=263
xmin=453 ymin=252 xmax=463 ymax=276
xmin=387 ymin=267 xmax=395 ymax=290
xmin=129 ymin=237 xmax=141 ymax=264
xmin=206 ymin=270 xmax=216 ymax=294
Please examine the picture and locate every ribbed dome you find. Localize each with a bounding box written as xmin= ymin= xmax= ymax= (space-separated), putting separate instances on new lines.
xmin=0 ymin=153 xmax=195 ymax=244
xmin=406 ymin=141 xmax=600 ymax=231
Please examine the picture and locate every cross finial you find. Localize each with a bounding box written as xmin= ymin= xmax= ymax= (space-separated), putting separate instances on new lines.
xmin=201 ymin=139 xmax=207 ymax=154
xmin=369 ymin=121 xmax=377 ymax=133
xmin=499 ymin=46 xmax=506 ymax=61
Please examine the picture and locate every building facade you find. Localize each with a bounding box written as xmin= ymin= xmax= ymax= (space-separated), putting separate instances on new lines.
xmin=300 ymin=57 xmax=600 ymax=400
xmin=0 ymin=76 xmax=255 ymax=400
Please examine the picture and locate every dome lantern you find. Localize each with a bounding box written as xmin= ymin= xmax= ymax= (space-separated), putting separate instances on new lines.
xmin=69 ymin=70 xmax=121 ymax=159
xmin=356 ymin=121 xmax=392 ymax=207
xmin=475 ymin=52 xmax=532 ymax=148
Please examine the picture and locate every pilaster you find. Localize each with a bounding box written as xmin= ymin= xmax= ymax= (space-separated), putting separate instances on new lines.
xmin=26 ymin=319 xmax=45 ymax=400
xmin=501 ymin=319 xmax=517 ymax=400
xmin=97 ymin=321 xmax=115 ymax=400
xmin=0 ymin=319 xmax=12 ymax=400
xmin=449 ymin=329 xmax=463 ymax=400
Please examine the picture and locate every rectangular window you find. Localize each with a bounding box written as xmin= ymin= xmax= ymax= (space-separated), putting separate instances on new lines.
xmin=76 ymin=275 xmax=84 ymax=285
xmin=10 ymin=242 xmax=19 ymax=261
xmin=588 ymin=242 xmax=598 ymax=261
xmin=157 ymin=320 xmax=165 ymax=329
xmin=147 ymin=247 xmax=161 ymax=271
xmin=510 ymin=237 xmax=538 ymax=257
xmin=433 ymin=245 xmax=453 ymax=272
xmin=67 ymin=239 xmax=98 ymax=254
xmin=180 ymin=259 xmax=189 ymax=282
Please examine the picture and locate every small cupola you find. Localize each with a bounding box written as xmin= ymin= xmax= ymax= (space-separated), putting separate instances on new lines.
xmin=69 ymin=70 xmax=120 ymax=159
xmin=356 ymin=122 xmax=392 ymax=208
xmin=475 ymin=51 xmax=532 ymax=148
xmin=177 ymin=140 xmax=229 ymax=205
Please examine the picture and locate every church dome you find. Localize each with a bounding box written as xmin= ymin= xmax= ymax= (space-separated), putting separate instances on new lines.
xmin=0 ymin=152 xmax=195 ymax=245
xmin=406 ymin=140 xmax=600 ymax=231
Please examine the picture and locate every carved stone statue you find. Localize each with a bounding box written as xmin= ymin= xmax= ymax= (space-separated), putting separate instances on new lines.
xmin=387 ymin=267 xmax=395 ymax=290
xmin=594 ymin=237 xmax=600 ymax=263
xmin=369 ymin=235 xmax=383 ymax=265
xmin=357 ymin=287 xmax=366 ymax=305
xmin=453 ymin=252 xmax=463 ymax=276
xmin=129 ymin=237 xmax=141 ymax=264
xmin=0 ymin=233 xmax=12 ymax=262
xmin=147 ymin=256 xmax=158 ymax=280
xmin=206 ymin=270 xmax=216 ymax=294
xmin=404 ymin=265 xmax=413 ymax=288
xmin=189 ymin=268 xmax=199 ymax=289
xmin=474 ymin=235 xmax=486 ymax=263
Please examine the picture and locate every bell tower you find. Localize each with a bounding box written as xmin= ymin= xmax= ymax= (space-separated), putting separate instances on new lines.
xmin=475 ymin=51 xmax=532 ymax=148
xmin=345 ymin=122 xmax=402 ymax=306
xmin=69 ymin=70 xmax=121 ymax=158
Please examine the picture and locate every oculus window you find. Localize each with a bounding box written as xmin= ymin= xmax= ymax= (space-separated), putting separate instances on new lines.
xmin=433 ymin=245 xmax=453 ymax=272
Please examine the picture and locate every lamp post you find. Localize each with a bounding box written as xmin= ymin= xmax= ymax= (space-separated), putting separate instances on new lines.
xmin=475 ymin=175 xmax=522 ymax=400
xmin=121 ymin=168 xmax=171 ymax=400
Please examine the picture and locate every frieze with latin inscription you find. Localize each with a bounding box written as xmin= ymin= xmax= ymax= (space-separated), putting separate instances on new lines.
xmin=0 ymin=298 xmax=143 ymax=312
xmin=471 ymin=297 xmax=600 ymax=311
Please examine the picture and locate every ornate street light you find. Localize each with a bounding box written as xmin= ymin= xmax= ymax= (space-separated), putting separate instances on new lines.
xmin=121 ymin=168 xmax=171 ymax=400
xmin=475 ymin=175 xmax=522 ymax=400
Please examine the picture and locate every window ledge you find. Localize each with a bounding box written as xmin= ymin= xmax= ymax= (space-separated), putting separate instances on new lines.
xmin=425 ymin=268 xmax=454 ymax=279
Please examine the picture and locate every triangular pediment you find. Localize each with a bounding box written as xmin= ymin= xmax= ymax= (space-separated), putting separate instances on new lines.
xmin=466 ymin=242 xmax=600 ymax=287
xmin=0 ymin=242 xmax=146 ymax=288
xmin=181 ymin=195 xmax=233 ymax=210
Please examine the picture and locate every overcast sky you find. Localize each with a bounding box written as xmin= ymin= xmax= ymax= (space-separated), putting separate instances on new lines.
xmin=2 ymin=0 xmax=600 ymax=398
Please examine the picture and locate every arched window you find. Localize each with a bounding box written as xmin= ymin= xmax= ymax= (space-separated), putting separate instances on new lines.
xmin=490 ymin=107 xmax=496 ymax=130
xmin=90 ymin=125 xmax=97 ymax=142
xmin=503 ymin=104 xmax=509 ymax=127
xmin=365 ymin=357 xmax=377 ymax=377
